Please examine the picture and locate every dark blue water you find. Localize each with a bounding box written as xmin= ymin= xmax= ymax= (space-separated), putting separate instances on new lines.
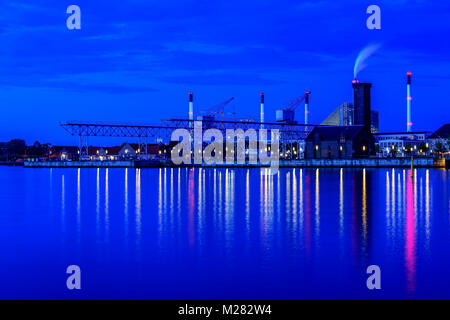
xmin=0 ymin=166 xmax=449 ymax=299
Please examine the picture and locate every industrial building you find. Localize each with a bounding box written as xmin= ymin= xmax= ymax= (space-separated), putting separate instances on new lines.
xmin=321 ymin=102 xmax=354 ymax=126
xmin=428 ymin=123 xmax=450 ymax=155
xmin=371 ymin=110 xmax=379 ymax=133
xmin=305 ymin=125 xmax=375 ymax=159
xmin=374 ymin=131 xmax=429 ymax=157
xmin=321 ymin=102 xmax=379 ymax=133
xmin=57 ymin=67 xmax=441 ymax=164
xmin=306 ymin=78 xmax=376 ymax=159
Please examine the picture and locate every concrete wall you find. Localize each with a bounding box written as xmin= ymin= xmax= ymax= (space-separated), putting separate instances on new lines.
xmin=23 ymin=158 xmax=443 ymax=168
xmin=279 ymin=158 xmax=436 ymax=168
xmin=305 ymin=141 xmax=352 ymax=159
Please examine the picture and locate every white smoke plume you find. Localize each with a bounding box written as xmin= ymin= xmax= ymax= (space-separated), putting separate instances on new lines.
xmin=354 ymin=43 xmax=382 ymax=79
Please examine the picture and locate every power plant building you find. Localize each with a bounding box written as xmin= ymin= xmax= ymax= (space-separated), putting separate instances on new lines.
xmin=305 ymin=125 xmax=375 ymax=159
xmin=321 ymin=103 xmax=354 ymax=126
xmin=371 ymin=110 xmax=379 ymax=133
xmin=308 ymin=80 xmax=376 ymax=159
xmin=322 ymin=102 xmax=379 ymax=132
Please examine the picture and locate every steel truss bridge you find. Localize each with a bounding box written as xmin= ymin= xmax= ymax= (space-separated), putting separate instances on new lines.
xmin=60 ymin=119 xmax=322 ymax=158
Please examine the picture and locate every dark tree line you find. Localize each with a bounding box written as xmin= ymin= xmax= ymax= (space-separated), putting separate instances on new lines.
xmin=0 ymin=139 xmax=51 ymax=161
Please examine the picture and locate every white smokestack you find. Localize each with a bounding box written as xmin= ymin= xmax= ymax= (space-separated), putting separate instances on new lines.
xmin=305 ymin=91 xmax=310 ymax=126
xmin=407 ymin=72 xmax=412 ymax=132
xmin=260 ymin=93 xmax=264 ymax=129
xmin=189 ymin=92 xmax=194 ymax=128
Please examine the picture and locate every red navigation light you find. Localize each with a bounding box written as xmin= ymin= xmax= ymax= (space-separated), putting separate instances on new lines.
xmin=352 ymin=79 xmax=359 ymax=84
xmin=407 ymin=72 xmax=412 ymax=76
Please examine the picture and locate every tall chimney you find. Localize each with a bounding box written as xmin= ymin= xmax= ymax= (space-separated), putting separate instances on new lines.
xmin=352 ymin=80 xmax=372 ymax=128
xmin=407 ymin=72 xmax=412 ymax=132
xmin=260 ymin=93 xmax=265 ymax=128
xmin=304 ymin=91 xmax=310 ymax=126
xmin=189 ymin=92 xmax=194 ymax=128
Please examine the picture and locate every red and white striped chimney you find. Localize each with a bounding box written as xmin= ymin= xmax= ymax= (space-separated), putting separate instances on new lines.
xmin=407 ymin=72 xmax=412 ymax=132
xmin=305 ymin=91 xmax=311 ymax=126
xmin=260 ymin=93 xmax=265 ymax=129
xmin=189 ymin=92 xmax=194 ymax=128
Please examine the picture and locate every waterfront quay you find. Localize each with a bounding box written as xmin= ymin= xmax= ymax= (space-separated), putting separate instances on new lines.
xmin=23 ymin=157 xmax=447 ymax=168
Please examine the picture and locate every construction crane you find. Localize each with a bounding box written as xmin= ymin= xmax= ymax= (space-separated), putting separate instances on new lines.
xmin=276 ymin=91 xmax=311 ymax=124
xmin=201 ymin=97 xmax=236 ymax=121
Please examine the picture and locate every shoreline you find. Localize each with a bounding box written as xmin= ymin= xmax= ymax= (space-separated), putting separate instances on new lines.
xmin=19 ymin=158 xmax=448 ymax=168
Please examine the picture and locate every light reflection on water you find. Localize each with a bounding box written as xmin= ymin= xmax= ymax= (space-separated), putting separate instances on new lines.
xmin=1 ymin=167 xmax=449 ymax=299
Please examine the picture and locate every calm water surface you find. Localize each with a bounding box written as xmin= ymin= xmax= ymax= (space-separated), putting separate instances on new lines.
xmin=0 ymin=166 xmax=449 ymax=299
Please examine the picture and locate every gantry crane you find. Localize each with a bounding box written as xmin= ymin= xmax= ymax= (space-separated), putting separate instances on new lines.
xmin=201 ymin=97 xmax=236 ymax=121
xmin=276 ymin=91 xmax=311 ymax=124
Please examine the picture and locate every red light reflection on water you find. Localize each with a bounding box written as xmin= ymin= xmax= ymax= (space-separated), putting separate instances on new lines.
xmin=305 ymin=173 xmax=311 ymax=255
xmin=188 ymin=168 xmax=195 ymax=246
xmin=405 ymin=170 xmax=416 ymax=293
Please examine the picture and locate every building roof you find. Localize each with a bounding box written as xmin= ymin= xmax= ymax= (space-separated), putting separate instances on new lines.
xmin=128 ymin=143 xmax=161 ymax=149
xmin=82 ymin=146 xmax=124 ymax=155
xmin=105 ymin=146 xmax=122 ymax=154
xmin=125 ymin=143 xmax=162 ymax=154
xmin=321 ymin=106 xmax=341 ymax=126
xmin=306 ymin=125 xmax=366 ymax=141
xmin=374 ymin=131 xmax=430 ymax=136
xmin=428 ymin=123 xmax=450 ymax=139
xmin=50 ymin=146 xmax=79 ymax=153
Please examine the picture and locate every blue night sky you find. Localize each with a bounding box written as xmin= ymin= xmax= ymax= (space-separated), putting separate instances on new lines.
xmin=0 ymin=0 xmax=449 ymax=145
